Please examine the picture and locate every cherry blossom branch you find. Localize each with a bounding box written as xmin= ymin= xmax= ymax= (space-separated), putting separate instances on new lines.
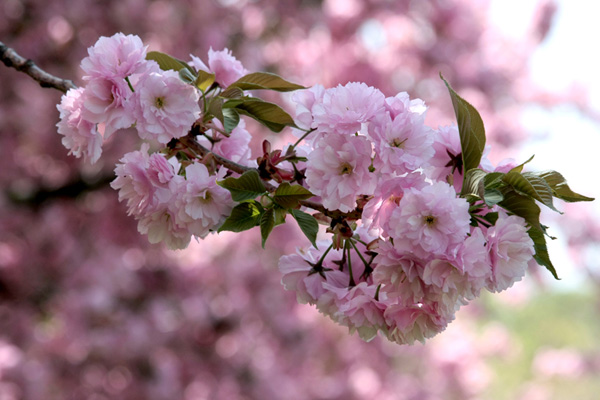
xmin=178 ymin=134 xmax=252 ymax=175
xmin=178 ymin=134 xmax=362 ymax=220
xmin=0 ymin=41 xmax=77 ymax=93
xmin=1 ymin=43 xmax=361 ymax=222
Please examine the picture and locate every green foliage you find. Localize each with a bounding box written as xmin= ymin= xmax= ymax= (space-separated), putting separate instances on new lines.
xmin=223 ymin=97 xmax=297 ymax=132
xmin=195 ymin=70 xmax=215 ymax=92
xmin=220 ymin=86 xmax=245 ymax=99
xmin=440 ymin=74 xmax=486 ymax=177
xmin=535 ymin=170 xmax=595 ymax=202
xmin=217 ymin=170 xmax=267 ymax=202
xmin=222 ymin=108 xmax=240 ymax=133
xmin=272 ymin=183 xmax=314 ymax=209
xmin=146 ymin=51 xmax=195 ymax=73
xmin=445 ymin=76 xmax=594 ymax=280
xmin=218 ymin=201 xmax=263 ymax=233
xmin=461 ymin=168 xmax=487 ymax=198
xmin=503 ymin=171 xmax=559 ymax=213
xmin=228 ymin=72 xmax=306 ymax=92
xmin=178 ymin=68 xmax=197 ymax=84
xmin=260 ymin=207 xmax=275 ymax=248
xmin=291 ymin=209 xmax=319 ymax=248
xmin=508 ymin=154 xmax=534 ymax=173
xmin=527 ymin=225 xmax=559 ymax=279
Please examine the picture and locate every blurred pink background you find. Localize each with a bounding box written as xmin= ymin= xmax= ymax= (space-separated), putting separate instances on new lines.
xmin=1 ymin=0 xmax=599 ymax=399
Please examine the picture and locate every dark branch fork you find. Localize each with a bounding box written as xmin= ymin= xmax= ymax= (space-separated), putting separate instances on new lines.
xmin=0 ymin=41 xmax=77 ymax=93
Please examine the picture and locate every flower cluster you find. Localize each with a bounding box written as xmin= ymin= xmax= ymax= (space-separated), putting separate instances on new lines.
xmin=57 ymin=33 xmax=250 ymax=247
xmin=56 ymin=33 xmax=591 ymax=345
xmin=279 ymin=84 xmax=536 ymax=344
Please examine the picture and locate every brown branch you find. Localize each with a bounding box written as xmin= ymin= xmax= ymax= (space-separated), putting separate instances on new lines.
xmin=178 ymin=134 xmax=253 ymax=176
xmin=0 ymin=41 xmax=77 ymax=93
xmin=298 ymin=199 xmax=362 ymax=220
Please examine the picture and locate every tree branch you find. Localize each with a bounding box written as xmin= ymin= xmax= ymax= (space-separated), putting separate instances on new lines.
xmin=178 ymin=134 xmax=363 ymax=220
xmin=0 ymin=43 xmax=363 ymax=222
xmin=0 ymin=41 xmax=77 ymax=93
xmin=178 ymin=134 xmax=253 ymax=176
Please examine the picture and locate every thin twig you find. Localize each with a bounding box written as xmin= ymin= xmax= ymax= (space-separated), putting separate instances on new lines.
xmin=0 ymin=41 xmax=77 ymax=93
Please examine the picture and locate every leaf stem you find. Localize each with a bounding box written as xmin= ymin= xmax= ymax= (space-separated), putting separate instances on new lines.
xmin=349 ymin=239 xmax=371 ymax=270
xmin=345 ymin=240 xmax=356 ymax=287
xmin=289 ymin=128 xmax=315 ymax=152
xmin=125 ymin=76 xmax=135 ymax=93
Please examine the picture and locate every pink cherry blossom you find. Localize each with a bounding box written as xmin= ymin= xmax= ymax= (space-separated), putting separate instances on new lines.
xmin=319 ymin=282 xmax=388 ymax=341
xmin=208 ymin=48 xmax=248 ymax=87
xmin=136 ymin=202 xmax=192 ymax=250
xmin=56 ymin=87 xmax=103 ymax=163
xmin=421 ymin=229 xmax=491 ymax=300
xmin=305 ymin=134 xmax=376 ymax=212
xmin=426 ymin=124 xmax=464 ymax=188
xmin=81 ymin=77 xmax=135 ymax=138
xmin=485 ymin=213 xmax=535 ymax=292
xmin=290 ymin=84 xmax=326 ymax=132
xmin=134 ymin=70 xmax=201 ymax=143
xmin=278 ymin=244 xmax=345 ymax=304
xmin=177 ymin=164 xmax=234 ymax=239
xmin=362 ymin=173 xmax=429 ymax=237
xmin=384 ymin=92 xmax=427 ymax=119
xmin=198 ymin=118 xmax=254 ymax=166
xmin=384 ymin=302 xmax=452 ymax=345
xmin=455 ymin=227 xmax=493 ymax=299
xmin=80 ymin=33 xmax=151 ymax=81
xmin=312 ymin=82 xmax=386 ymax=135
xmin=388 ymin=182 xmax=471 ymax=258
xmin=190 ymin=48 xmax=248 ymax=88
xmin=111 ymin=144 xmax=176 ymax=217
xmin=372 ymin=240 xmax=426 ymax=302
xmin=369 ymin=93 xmax=434 ymax=175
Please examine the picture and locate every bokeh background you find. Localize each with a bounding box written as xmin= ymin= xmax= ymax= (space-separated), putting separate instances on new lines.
xmin=1 ymin=0 xmax=600 ymax=399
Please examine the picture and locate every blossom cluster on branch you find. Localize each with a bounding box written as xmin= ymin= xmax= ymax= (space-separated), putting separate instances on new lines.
xmin=55 ymin=33 xmax=593 ymax=345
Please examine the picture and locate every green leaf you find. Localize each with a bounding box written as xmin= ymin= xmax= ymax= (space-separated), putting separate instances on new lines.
xmin=260 ymin=207 xmax=275 ymax=248
xmin=274 ymin=207 xmax=287 ymax=226
xmin=146 ymin=51 xmax=194 ymax=73
xmin=217 ymin=170 xmax=267 ymax=202
xmin=228 ymin=72 xmax=306 ymax=92
xmin=221 ymin=87 xmax=245 ymax=98
xmin=482 ymin=211 xmax=499 ymax=225
xmin=498 ymin=189 xmax=542 ymax=231
xmin=195 ymin=70 xmax=215 ymax=92
xmin=483 ymin=189 xmax=504 ymax=206
xmin=536 ymin=170 xmax=595 ymax=202
xmin=208 ymin=97 xmax=224 ymax=122
xmin=217 ymin=201 xmax=263 ymax=233
xmin=440 ymin=74 xmax=487 ymax=176
xmin=483 ymin=172 xmax=505 ymax=189
xmin=224 ymin=98 xmax=296 ymax=132
xmin=461 ymin=168 xmax=486 ymax=197
xmin=179 ymin=68 xmax=197 ymax=84
xmin=528 ymin=226 xmax=559 ymax=280
xmin=504 ymin=171 xmax=560 ymax=213
xmin=273 ymin=183 xmax=314 ymax=208
xmin=291 ymin=209 xmax=319 ymax=248
xmin=222 ymin=108 xmax=240 ymax=133
xmin=509 ymin=154 xmax=534 ymax=174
